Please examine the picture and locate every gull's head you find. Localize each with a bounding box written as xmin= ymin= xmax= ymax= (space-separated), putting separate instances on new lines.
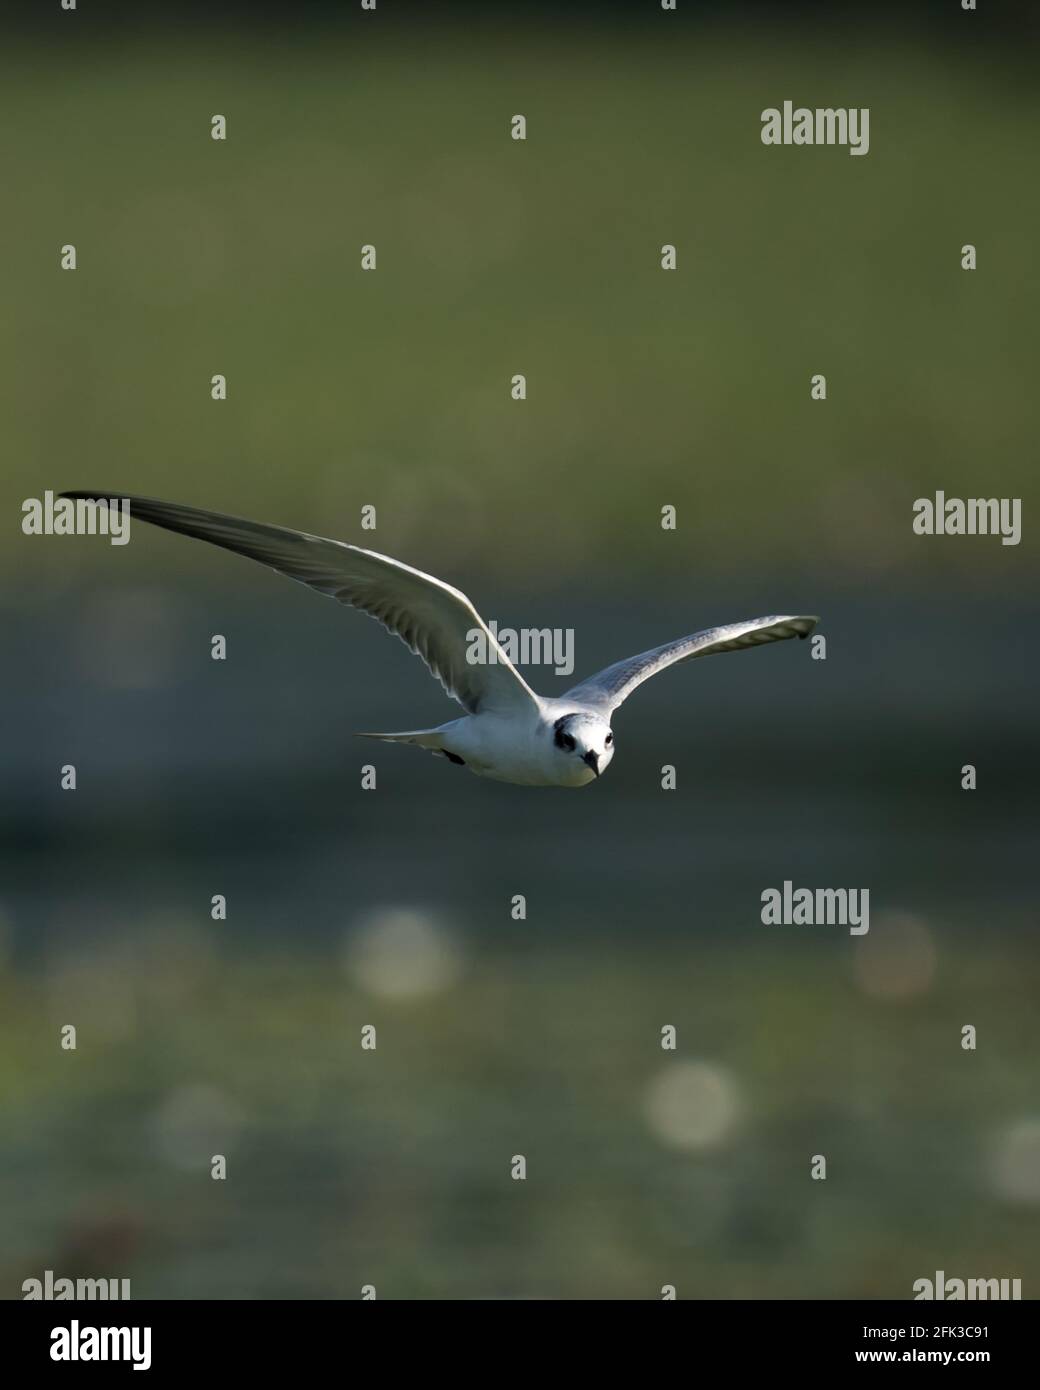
xmin=552 ymin=712 xmax=615 ymax=783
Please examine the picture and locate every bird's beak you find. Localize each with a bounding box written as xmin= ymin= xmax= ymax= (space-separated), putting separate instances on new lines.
xmin=583 ymin=750 xmax=600 ymax=777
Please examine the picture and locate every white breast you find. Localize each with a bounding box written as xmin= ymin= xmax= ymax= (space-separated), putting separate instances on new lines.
xmin=443 ymin=711 xmax=593 ymax=787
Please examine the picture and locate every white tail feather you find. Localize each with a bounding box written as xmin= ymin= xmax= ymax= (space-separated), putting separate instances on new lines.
xmin=355 ymin=728 xmax=446 ymax=751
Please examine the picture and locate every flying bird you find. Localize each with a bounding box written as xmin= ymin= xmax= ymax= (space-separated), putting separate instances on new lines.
xmin=61 ymin=493 xmax=818 ymax=788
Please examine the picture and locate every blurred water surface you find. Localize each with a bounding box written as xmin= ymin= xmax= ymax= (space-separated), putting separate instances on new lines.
xmin=2 ymin=580 xmax=1038 ymax=1298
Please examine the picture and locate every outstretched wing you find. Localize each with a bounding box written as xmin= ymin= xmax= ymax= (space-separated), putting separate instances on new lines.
xmin=60 ymin=492 xmax=539 ymax=716
xmin=562 ymin=615 xmax=818 ymax=714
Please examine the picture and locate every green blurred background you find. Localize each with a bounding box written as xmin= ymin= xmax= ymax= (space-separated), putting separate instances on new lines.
xmin=2 ymin=2 xmax=1038 ymax=1298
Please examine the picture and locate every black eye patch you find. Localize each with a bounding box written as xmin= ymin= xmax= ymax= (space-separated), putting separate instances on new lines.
xmin=553 ymin=715 xmax=581 ymax=752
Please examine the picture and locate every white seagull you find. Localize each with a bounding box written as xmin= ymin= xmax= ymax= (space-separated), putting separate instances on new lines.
xmin=62 ymin=493 xmax=818 ymax=788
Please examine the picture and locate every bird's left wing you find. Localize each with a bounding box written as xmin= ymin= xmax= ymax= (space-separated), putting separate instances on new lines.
xmin=60 ymin=492 xmax=540 ymax=716
xmin=561 ymin=615 xmax=818 ymax=714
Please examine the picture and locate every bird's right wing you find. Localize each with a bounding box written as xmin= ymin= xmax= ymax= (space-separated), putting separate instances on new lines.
xmin=562 ymin=615 xmax=818 ymax=714
xmin=60 ymin=492 xmax=540 ymax=716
